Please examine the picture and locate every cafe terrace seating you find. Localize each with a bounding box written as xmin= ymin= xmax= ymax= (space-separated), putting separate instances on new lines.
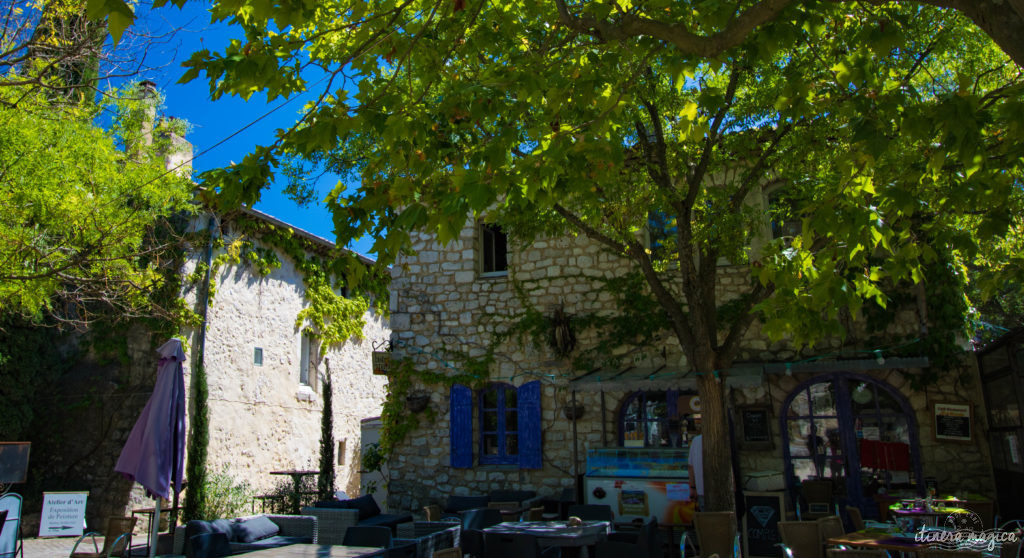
xmin=182 ymin=514 xmax=316 ymax=557
xmin=594 ymin=517 xmax=659 ymax=558
xmin=682 ymin=512 xmax=740 ymax=558
xmin=309 ymin=494 xmax=414 ymax=532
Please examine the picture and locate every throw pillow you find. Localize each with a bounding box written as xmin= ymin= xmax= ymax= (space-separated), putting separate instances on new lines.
xmin=210 ymin=519 xmax=234 ymax=541
xmin=232 ymin=516 xmax=281 ymax=543
xmin=349 ymin=494 xmax=382 ymax=520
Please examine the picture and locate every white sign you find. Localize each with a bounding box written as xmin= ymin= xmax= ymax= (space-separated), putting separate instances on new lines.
xmin=39 ymin=492 xmax=88 ymax=537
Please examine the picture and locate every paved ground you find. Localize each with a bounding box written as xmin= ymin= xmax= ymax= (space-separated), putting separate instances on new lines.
xmin=23 ymin=536 xmax=161 ymax=557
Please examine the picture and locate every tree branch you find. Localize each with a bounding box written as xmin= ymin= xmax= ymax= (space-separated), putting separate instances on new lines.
xmin=554 ymin=0 xmax=795 ymax=57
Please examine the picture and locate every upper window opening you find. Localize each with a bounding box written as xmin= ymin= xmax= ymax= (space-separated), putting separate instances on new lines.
xmin=480 ymin=223 xmax=508 ymax=275
xmin=767 ymin=188 xmax=801 ymax=240
xmin=647 ymin=211 xmax=677 ymax=259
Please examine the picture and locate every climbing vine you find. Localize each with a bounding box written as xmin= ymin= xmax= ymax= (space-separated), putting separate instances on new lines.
xmin=377 ymin=357 xmax=486 ymax=456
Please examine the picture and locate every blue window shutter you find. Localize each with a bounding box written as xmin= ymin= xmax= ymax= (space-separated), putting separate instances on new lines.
xmin=518 ymin=380 xmax=542 ymax=469
xmin=450 ymin=384 xmax=473 ymax=468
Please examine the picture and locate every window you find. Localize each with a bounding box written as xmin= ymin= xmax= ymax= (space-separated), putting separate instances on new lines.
xmin=450 ymin=381 xmax=542 ymax=469
xmin=647 ymin=211 xmax=677 ymax=259
xmin=480 ymin=384 xmax=519 ymax=464
xmin=480 ymin=223 xmax=508 ymax=275
xmin=253 ymin=347 xmax=263 ymax=366
xmin=618 ymin=391 xmax=700 ymax=448
xmin=299 ymin=334 xmax=317 ymax=391
xmin=767 ymin=187 xmax=801 ymax=240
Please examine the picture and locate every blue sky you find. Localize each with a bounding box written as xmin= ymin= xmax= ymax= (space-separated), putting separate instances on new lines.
xmin=134 ymin=2 xmax=375 ymax=257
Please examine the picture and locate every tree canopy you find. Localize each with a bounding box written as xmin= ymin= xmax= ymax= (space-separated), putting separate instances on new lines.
xmin=0 ymin=0 xmax=196 ymax=326
xmin=170 ymin=1 xmax=1024 ymax=511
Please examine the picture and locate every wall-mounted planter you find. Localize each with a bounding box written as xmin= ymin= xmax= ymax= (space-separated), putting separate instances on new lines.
xmin=406 ymin=393 xmax=430 ymax=413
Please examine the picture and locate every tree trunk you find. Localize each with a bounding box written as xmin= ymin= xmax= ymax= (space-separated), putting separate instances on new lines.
xmin=925 ymin=0 xmax=1024 ymax=68
xmin=697 ymin=373 xmax=735 ymax=512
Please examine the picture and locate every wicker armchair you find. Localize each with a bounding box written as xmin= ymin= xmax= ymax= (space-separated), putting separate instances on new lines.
xmin=301 ymin=507 xmax=360 ymax=545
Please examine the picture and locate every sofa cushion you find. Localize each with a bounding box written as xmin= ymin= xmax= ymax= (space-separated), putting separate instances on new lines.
xmin=314 ymin=499 xmax=351 ymax=509
xmin=229 ymin=535 xmax=311 ymax=553
xmin=210 ymin=519 xmax=235 ymax=541
xmin=489 ymin=490 xmax=536 ymax=504
xmin=232 ymin=516 xmax=280 ymax=543
xmin=348 ymin=494 xmax=382 ymax=520
xmin=444 ymin=495 xmax=489 ymax=513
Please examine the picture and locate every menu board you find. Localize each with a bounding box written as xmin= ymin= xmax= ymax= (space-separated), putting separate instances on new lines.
xmin=740 ymin=406 xmax=774 ymax=449
xmin=743 ymin=491 xmax=785 ymax=558
xmin=934 ymin=402 xmax=972 ymax=442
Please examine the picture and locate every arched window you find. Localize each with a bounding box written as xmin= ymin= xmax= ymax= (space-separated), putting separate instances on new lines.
xmin=618 ymin=390 xmax=699 ymax=448
xmin=781 ymin=372 xmax=921 ymax=515
xmin=480 ymin=383 xmax=518 ymax=465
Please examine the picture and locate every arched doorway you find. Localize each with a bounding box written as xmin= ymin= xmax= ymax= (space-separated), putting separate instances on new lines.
xmin=780 ymin=372 xmax=922 ymax=516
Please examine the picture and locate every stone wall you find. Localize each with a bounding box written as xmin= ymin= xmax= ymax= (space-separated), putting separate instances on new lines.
xmin=386 ymin=220 xmax=994 ymax=512
xmin=180 ymin=214 xmax=390 ymax=501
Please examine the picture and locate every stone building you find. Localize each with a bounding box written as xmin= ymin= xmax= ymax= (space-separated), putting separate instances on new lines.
xmin=385 ymin=212 xmax=996 ymax=522
xmin=179 ymin=206 xmax=390 ymax=500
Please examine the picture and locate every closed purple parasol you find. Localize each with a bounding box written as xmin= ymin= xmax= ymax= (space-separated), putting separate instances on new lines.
xmin=114 ymin=338 xmax=186 ymax=557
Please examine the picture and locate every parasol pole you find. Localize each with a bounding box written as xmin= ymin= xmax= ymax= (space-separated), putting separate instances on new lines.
xmin=148 ymin=496 xmax=161 ymax=558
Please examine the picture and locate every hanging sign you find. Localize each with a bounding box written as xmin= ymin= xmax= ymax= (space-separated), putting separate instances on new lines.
xmin=39 ymin=491 xmax=88 ymax=537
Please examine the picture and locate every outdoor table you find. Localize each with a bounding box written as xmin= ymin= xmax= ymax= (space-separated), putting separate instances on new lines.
xmin=131 ymin=504 xmax=180 ymax=557
xmin=269 ymin=469 xmax=319 ymax=515
xmin=826 ymin=529 xmax=932 ymax=553
xmin=483 ymin=520 xmax=610 ymax=557
xmin=889 ymin=503 xmax=972 ymax=528
xmin=238 ymin=543 xmax=386 ymax=557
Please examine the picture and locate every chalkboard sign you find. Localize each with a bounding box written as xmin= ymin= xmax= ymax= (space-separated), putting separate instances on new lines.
xmin=0 ymin=442 xmax=30 ymax=484
xmin=743 ymin=491 xmax=786 ymax=558
xmin=934 ymin=402 xmax=972 ymax=443
xmin=740 ymin=406 xmax=774 ymax=450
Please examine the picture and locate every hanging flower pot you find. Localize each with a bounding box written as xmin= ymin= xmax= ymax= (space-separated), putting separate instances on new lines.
xmin=406 ymin=392 xmax=430 ymax=413
xmin=372 ymin=351 xmax=390 ymax=375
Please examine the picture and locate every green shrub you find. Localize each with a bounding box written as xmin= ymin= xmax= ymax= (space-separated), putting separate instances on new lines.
xmin=199 ymin=469 xmax=254 ymax=520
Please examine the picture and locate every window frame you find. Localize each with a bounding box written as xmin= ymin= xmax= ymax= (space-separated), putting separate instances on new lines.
xmin=479 ymin=222 xmax=509 ymax=277
xmin=780 ymin=372 xmax=922 ymax=513
xmin=299 ymin=333 xmax=318 ymax=392
xmin=618 ymin=390 xmax=699 ymax=448
xmin=479 ymin=382 xmax=519 ymax=465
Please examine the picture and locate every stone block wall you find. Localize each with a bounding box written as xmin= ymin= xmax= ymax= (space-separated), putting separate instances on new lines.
xmin=386 ymin=220 xmax=994 ymax=512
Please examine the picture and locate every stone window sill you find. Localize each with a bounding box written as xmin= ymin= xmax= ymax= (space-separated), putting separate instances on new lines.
xmin=296 ymin=385 xmax=318 ymax=402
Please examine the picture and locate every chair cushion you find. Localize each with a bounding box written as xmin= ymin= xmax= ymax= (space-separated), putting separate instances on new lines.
xmin=348 ymin=494 xmax=382 ymax=520
xmin=232 ymin=516 xmax=280 ymax=543
xmin=314 ymin=500 xmax=351 ymax=509
xmin=445 ymin=495 xmax=489 ymax=513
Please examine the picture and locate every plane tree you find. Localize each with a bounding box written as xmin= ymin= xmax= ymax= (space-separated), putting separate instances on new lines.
xmin=179 ymin=2 xmax=1023 ymax=510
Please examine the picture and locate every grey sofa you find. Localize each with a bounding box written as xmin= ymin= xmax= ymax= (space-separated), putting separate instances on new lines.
xmin=183 ymin=514 xmax=316 ymax=557
xmin=303 ymin=494 xmax=413 ymax=544
xmin=394 ymin=521 xmax=461 ymax=558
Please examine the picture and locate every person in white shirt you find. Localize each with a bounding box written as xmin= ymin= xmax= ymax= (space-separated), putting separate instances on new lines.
xmin=688 ymin=432 xmax=704 ymax=510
